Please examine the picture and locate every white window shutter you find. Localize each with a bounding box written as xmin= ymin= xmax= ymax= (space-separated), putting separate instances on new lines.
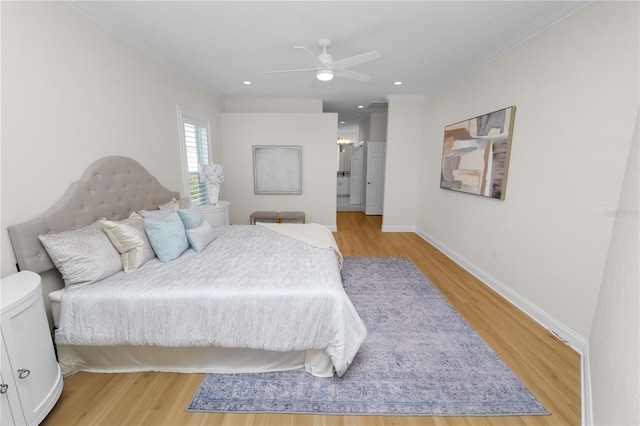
xmin=178 ymin=107 xmax=211 ymax=205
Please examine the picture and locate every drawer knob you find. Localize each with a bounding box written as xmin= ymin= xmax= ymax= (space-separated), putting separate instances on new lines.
xmin=0 ymin=383 xmax=8 ymax=394
xmin=17 ymin=369 xmax=30 ymax=379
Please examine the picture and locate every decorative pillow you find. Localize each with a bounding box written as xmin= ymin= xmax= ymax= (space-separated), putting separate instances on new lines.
xmin=186 ymin=220 xmax=216 ymax=252
xmin=100 ymin=213 xmax=156 ymax=273
xmin=144 ymin=212 xmax=189 ymax=262
xmin=178 ymin=197 xmax=193 ymax=209
xmin=139 ymin=204 xmax=177 ymax=220
xmin=39 ymin=221 xmax=123 ymax=287
xmin=177 ymin=203 xmax=204 ymax=229
xmin=159 ymin=198 xmax=180 ymax=210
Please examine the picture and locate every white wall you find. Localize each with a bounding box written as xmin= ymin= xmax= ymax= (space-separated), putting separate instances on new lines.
xmin=1 ymin=1 xmax=223 ymax=277
xmin=221 ymin=113 xmax=338 ymax=228
xmin=369 ymin=113 xmax=388 ymax=142
xmin=382 ymin=98 xmax=424 ymax=231
xmin=588 ymin=108 xmax=639 ymax=426
xmin=416 ymin=1 xmax=639 ymax=340
xmin=225 ymin=99 xmax=322 ymax=113
xmin=358 ymin=113 xmax=387 ymax=143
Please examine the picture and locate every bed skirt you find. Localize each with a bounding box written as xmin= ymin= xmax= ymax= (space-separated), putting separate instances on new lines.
xmin=57 ymin=345 xmax=334 ymax=378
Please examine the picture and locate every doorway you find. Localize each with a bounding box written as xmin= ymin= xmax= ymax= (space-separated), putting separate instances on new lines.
xmin=364 ymin=142 xmax=386 ymax=215
xmin=336 ymin=144 xmax=362 ymax=211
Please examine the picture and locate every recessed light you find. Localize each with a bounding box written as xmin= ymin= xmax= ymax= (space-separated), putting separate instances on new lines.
xmin=394 ymin=81 xmax=403 ymax=85
xmin=340 ymin=121 xmax=346 ymax=124
xmin=243 ymin=81 xmax=252 ymax=85
xmin=357 ymin=105 xmax=364 ymax=109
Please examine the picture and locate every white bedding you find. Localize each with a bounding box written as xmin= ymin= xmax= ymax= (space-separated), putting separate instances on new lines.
xmin=55 ymin=225 xmax=366 ymax=376
xmin=257 ymin=222 xmax=344 ymax=269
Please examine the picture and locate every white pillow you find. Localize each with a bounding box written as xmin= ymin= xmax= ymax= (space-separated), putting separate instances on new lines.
xmin=186 ymin=220 xmax=216 ymax=252
xmin=101 ymin=213 xmax=156 ymax=273
xmin=39 ymin=221 xmax=123 ymax=287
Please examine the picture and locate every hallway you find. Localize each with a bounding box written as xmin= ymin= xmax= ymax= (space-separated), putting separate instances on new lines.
xmin=336 ymin=195 xmax=362 ymax=212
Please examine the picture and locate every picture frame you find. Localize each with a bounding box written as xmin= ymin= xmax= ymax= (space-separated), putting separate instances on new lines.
xmin=440 ymin=106 xmax=516 ymax=200
xmin=253 ymin=145 xmax=302 ymax=194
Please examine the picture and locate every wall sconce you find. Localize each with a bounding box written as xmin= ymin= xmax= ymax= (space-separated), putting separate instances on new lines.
xmin=337 ymin=137 xmax=350 ymax=145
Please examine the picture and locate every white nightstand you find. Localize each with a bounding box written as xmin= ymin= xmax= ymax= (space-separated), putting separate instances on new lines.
xmin=1 ymin=271 xmax=63 ymax=426
xmin=200 ymin=200 xmax=231 ymax=226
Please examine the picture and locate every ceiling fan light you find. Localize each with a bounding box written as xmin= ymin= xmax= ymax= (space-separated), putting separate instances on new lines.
xmin=316 ymin=69 xmax=334 ymax=81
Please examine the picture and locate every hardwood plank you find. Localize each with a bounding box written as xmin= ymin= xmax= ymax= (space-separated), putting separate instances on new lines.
xmin=41 ymin=211 xmax=581 ymax=425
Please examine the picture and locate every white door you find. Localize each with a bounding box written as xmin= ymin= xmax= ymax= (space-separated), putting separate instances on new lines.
xmin=350 ymin=146 xmax=363 ymax=205
xmin=365 ymin=142 xmax=386 ymax=215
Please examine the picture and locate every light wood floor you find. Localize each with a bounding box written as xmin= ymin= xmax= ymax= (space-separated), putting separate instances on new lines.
xmin=42 ymin=212 xmax=581 ymax=426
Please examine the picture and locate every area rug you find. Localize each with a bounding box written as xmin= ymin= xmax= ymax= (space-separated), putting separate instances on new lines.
xmin=188 ymin=257 xmax=548 ymax=416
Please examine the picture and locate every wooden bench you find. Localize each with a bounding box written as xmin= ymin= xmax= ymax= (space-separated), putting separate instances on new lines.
xmin=249 ymin=211 xmax=305 ymax=224
xmin=277 ymin=211 xmax=305 ymax=224
xmin=249 ymin=211 xmax=278 ymax=225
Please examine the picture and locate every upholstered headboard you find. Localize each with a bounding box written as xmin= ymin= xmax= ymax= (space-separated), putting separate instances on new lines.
xmin=8 ymin=156 xmax=180 ymax=274
xmin=8 ymin=156 xmax=180 ymax=329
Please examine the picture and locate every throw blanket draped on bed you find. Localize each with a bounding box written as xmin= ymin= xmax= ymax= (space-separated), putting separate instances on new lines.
xmin=55 ymin=225 xmax=366 ymax=376
xmin=257 ymin=222 xmax=344 ymax=270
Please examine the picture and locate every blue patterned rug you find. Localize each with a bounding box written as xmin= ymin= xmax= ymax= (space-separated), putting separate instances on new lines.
xmin=188 ymin=257 xmax=548 ymax=416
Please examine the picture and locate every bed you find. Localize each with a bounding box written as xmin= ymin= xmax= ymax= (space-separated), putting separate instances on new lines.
xmin=8 ymin=156 xmax=366 ymax=378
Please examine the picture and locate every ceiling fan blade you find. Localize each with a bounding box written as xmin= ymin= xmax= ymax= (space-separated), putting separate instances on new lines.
xmin=335 ymin=69 xmax=372 ymax=82
xmin=331 ymin=51 xmax=381 ymax=70
xmin=294 ymin=46 xmax=327 ymax=68
xmin=265 ymin=68 xmax=319 ymax=74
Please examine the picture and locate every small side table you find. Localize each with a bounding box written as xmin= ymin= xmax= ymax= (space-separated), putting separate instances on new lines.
xmin=277 ymin=211 xmax=306 ymax=224
xmin=250 ymin=211 xmax=278 ymax=225
xmin=1 ymin=271 xmax=63 ymax=426
xmin=201 ymin=200 xmax=230 ymax=226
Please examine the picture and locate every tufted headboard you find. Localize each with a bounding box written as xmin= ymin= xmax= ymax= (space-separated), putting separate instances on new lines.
xmin=8 ymin=156 xmax=180 ymax=275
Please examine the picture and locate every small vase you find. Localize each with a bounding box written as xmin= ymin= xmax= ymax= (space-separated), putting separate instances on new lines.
xmin=207 ymin=183 xmax=220 ymax=205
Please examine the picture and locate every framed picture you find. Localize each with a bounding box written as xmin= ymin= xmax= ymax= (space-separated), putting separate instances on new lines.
xmin=440 ymin=106 xmax=516 ymax=200
xmin=253 ymin=145 xmax=302 ymax=194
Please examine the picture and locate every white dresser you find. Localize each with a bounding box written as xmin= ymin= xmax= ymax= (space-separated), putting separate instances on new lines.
xmin=200 ymin=200 xmax=231 ymax=226
xmin=1 ymin=271 xmax=63 ymax=426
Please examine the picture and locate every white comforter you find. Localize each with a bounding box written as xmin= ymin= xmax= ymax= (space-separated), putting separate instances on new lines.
xmin=54 ymin=225 xmax=366 ymax=376
xmin=257 ymin=222 xmax=344 ymax=269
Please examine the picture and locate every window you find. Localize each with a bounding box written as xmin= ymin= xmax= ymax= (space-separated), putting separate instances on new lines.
xmin=177 ymin=107 xmax=211 ymax=205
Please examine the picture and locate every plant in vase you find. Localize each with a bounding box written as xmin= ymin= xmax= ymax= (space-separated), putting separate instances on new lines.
xmin=199 ymin=164 xmax=224 ymax=205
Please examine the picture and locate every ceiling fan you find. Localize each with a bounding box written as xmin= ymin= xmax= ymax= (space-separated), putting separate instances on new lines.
xmin=266 ymin=38 xmax=381 ymax=82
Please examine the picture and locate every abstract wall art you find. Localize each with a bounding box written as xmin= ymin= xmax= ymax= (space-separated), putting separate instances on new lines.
xmin=253 ymin=145 xmax=302 ymax=194
xmin=440 ymin=106 xmax=516 ymax=200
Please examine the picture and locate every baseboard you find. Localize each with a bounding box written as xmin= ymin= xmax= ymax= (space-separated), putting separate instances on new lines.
xmin=326 ymin=225 xmax=337 ymax=232
xmin=414 ymin=226 xmax=587 ymax=353
xmin=581 ymin=345 xmax=593 ymax=426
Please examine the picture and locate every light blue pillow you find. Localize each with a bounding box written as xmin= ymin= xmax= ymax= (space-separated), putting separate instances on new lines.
xmin=177 ymin=204 xmax=204 ymax=229
xmin=144 ymin=213 xmax=189 ymax=262
xmin=186 ymin=221 xmax=216 ymax=252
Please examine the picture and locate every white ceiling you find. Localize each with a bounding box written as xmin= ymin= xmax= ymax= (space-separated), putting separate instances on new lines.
xmin=67 ymin=1 xmax=590 ymax=132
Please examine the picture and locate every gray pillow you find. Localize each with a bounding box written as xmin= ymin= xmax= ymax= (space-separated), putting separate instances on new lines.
xmin=39 ymin=221 xmax=123 ymax=287
xmin=139 ymin=204 xmax=177 ymax=220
